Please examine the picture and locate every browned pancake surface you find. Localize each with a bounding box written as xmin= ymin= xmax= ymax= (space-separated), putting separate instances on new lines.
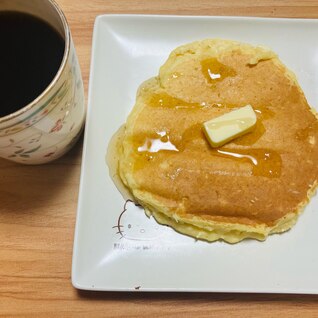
xmin=118 ymin=39 xmax=318 ymax=237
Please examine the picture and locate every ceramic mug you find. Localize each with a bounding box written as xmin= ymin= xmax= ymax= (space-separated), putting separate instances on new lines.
xmin=0 ymin=0 xmax=85 ymax=164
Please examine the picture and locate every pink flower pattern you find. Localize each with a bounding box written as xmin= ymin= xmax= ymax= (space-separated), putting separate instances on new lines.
xmin=50 ymin=119 xmax=63 ymax=133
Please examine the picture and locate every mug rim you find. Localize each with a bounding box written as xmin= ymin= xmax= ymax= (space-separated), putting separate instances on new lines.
xmin=0 ymin=0 xmax=70 ymax=125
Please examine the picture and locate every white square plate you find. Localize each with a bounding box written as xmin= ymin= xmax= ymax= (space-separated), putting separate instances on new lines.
xmin=72 ymin=14 xmax=318 ymax=293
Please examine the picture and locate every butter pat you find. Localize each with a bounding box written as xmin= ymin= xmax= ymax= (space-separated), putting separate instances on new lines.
xmin=203 ymin=105 xmax=257 ymax=148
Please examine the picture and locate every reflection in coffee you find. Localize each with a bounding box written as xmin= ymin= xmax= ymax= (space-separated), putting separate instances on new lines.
xmin=0 ymin=12 xmax=64 ymax=117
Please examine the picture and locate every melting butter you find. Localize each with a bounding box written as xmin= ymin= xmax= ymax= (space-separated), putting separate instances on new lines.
xmin=203 ymin=105 xmax=257 ymax=147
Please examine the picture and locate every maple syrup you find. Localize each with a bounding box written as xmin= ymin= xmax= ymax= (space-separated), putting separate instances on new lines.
xmin=211 ymin=148 xmax=282 ymax=178
xmin=201 ymin=58 xmax=237 ymax=84
xmin=132 ymin=131 xmax=179 ymax=170
xmin=137 ymin=131 xmax=178 ymax=153
xmin=131 ymin=123 xmax=282 ymax=178
xmin=180 ymin=123 xmax=207 ymax=150
xmin=295 ymin=121 xmax=318 ymax=142
xmin=147 ymin=92 xmax=204 ymax=109
xmin=233 ymin=121 xmax=266 ymax=146
xmin=124 ymin=57 xmax=281 ymax=179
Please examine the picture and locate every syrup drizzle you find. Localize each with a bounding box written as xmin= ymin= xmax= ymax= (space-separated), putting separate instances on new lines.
xmin=211 ymin=148 xmax=282 ymax=178
xmin=147 ymin=92 xmax=206 ymax=109
xmin=134 ymin=56 xmax=280 ymax=177
xmin=133 ymin=127 xmax=282 ymax=178
xmin=295 ymin=121 xmax=318 ymax=143
xmin=201 ymin=58 xmax=237 ymax=84
xmin=137 ymin=131 xmax=178 ymax=153
xmin=233 ymin=121 xmax=265 ymax=146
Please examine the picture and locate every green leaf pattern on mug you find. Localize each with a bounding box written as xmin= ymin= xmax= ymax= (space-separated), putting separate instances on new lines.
xmin=9 ymin=145 xmax=41 ymax=158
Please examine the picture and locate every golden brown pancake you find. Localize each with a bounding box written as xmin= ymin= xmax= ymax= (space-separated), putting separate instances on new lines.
xmin=116 ymin=39 xmax=318 ymax=243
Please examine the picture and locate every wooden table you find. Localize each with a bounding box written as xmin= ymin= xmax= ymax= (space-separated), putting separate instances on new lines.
xmin=1 ymin=1 xmax=318 ymax=316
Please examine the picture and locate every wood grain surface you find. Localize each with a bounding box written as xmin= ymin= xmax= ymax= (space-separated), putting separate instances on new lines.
xmin=1 ymin=1 xmax=318 ymax=317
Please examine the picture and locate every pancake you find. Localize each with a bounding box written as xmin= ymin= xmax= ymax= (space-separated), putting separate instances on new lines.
xmin=116 ymin=39 xmax=318 ymax=243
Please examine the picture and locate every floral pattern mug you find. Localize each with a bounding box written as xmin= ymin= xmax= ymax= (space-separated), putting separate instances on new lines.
xmin=0 ymin=0 xmax=85 ymax=164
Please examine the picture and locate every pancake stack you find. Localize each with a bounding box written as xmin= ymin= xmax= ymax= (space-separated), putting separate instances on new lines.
xmin=116 ymin=39 xmax=318 ymax=243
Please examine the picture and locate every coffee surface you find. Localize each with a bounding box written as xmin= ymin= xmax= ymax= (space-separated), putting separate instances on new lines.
xmin=0 ymin=12 xmax=64 ymax=118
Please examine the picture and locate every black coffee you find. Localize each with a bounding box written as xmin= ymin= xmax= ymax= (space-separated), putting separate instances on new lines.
xmin=0 ymin=12 xmax=64 ymax=117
